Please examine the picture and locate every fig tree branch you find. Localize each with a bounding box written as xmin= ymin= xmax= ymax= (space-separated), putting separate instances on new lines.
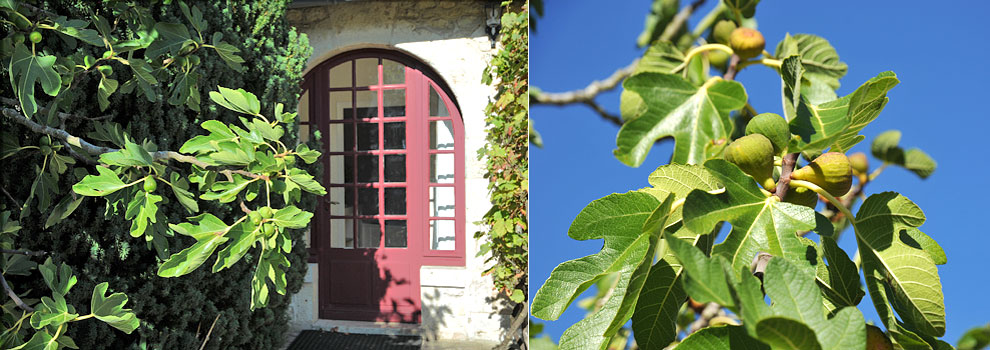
xmin=773 ymin=153 xmax=799 ymax=200
xmin=0 ymin=249 xmax=47 ymax=256
xmin=0 ymin=273 xmax=33 ymax=312
xmin=2 ymin=106 xmax=265 ymax=180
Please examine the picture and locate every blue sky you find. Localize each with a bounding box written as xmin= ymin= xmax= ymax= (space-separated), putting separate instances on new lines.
xmin=530 ymin=0 xmax=990 ymax=346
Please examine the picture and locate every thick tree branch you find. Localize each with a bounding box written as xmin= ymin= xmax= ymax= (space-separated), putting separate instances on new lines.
xmin=723 ymin=54 xmax=741 ymax=81
xmin=494 ymin=302 xmax=527 ymax=350
xmin=0 ymin=249 xmax=47 ymax=257
xmin=2 ymin=105 xmax=266 ymax=180
xmin=660 ymin=0 xmax=707 ymax=43
xmin=687 ymin=302 xmax=723 ymax=334
xmin=0 ymin=273 xmax=33 ymax=312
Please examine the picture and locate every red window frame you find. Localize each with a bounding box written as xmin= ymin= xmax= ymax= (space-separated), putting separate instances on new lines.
xmin=302 ymin=49 xmax=465 ymax=267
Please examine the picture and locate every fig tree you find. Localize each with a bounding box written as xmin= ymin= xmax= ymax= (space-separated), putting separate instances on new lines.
xmin=724 ymin=134 xmax=775 ymax=190
xmin=729 ymin=27 xmax=765 ymax=60
xmin=790 ymin=152 xmax=853 ymax=197
xmin=745 ymin=113 xmax=789 ymax=153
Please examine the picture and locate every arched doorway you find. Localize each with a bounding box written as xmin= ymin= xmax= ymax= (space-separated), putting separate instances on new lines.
xmin=298 ymin=49 xmax=465 ymax=323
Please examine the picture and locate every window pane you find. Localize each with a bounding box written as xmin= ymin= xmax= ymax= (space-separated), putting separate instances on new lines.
xmin=330 ymin=218 xmax=354 ymax=248
xmin=329 ymin=61 xmax=352 ymax=88
xmin=355 ymin=58 xmax=378 ymax=87
xmin=299 ymin=89 xmax=310 ymax=123
xmin=429 ymin=85 xmax=449 ymax=117
xmin=429 ymin=220 xmax=455 ymax=250
xmin=383 ymin=122 xmax=405 ymax=150
xmin=358 ymin=188 xmax=378 ymax=215
xmin=329 ymin=123 xmax=353 ymax=152
xmin=299 ymin=124 xmax=310 ymax=143
xmin=384 ymin=155 xmax=405 ymax=183
xmin=357 ymin=155 xmax=378 ymax=183
xmin=429 ymin=120 xmax=454 ymax=150
xmin=384 ymin=188 xmax=406 ymax=215
xmin=384 ymin=220 xmax=407 ymax=248
xmin=383 ymin=59 xmax=405 ymax=85
xmin=357 ymin=219 xmax=380 ymax=248
xmin=328 ymin=155 xmax=353 ymax=185
xmin=329 ymin=91 xmax=352 ymax=120
xmin=356 ymin=90 xmax=377 ymax=118
xmin=429 ymin=187 xmax=454 ymax=217
xmin=357 ymin=123 xmax=378 ymax=151
xmin=383 ymin=89 xmax=405 ymax=117
xmin=329 ymin=186 xmax=353 ymax=216
xmin=430 ymin=153 xmax=454 ymax=183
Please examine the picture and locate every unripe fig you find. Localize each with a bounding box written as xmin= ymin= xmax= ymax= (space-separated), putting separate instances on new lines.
xmin=259 ymin=206 xmax=273 ymax=219
xmin=13 ymin=33 xmax=25 ymax=45
xmin=143 ymin=177 xmax=156 ymax=192
xmin=866 ymin=325 xmax=893 ymax=350
xmin=707 ymin=50 xmax=730 ymax=70
xmin=790 ymin=152 xmax=852 ymax=197
xmin=724 ymin=134 xmax=775 ymax=190
xmin=28 ymin=31 xmax=42 ymax=44
xmin=729 ymin=27 xmax=765 ymax=60
xmin=262 ymin=223 xmax=276 ymax=237
xmin=102 ymin=50 xmax=113 ymax=59
xmin=783 ymin=186 xmax=817 ymax=208
xmin=849 ymin=152 xmax=869 ymax=174
xmin=40 ymin=145 xmax=52 ymax=156
xmin=188 ymin=54 xmax=201 ymax=65
xmin=712 ymin=20 xmax=737 ymax=45
xmin=745 ymin=113 xmax=789 ymax=153
xmin=249 ymin=211 xmax=262 ymax=225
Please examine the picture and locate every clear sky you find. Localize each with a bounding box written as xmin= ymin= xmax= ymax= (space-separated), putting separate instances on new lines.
xmin=530 ymin=0 xmax=990 ymax=346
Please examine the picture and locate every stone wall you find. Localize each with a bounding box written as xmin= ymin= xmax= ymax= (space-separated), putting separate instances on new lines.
xmin=285 ymin=0 xmax=509 ymax=343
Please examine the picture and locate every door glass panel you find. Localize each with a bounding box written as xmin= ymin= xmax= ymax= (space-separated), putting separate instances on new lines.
xmin=384 ymin=188 xmax=406 ymax=215
xmin=383 ymin=89 xmax=405 ymax=117
xmin=329 ymin=123 xmax=352 ymax=152
xmin=357 ymin=155 xmax=378 ymax=182
xmin=328 ymin=61 xmax=352 ymax=88
xmin=384 ymin=220 xmax=407 ymax=248
xmin=429 ymin=120 xmax=454 ymax=150
xmin=330 ymin=218 xmax=354 ymax=248
xmin=384 ymin=155 xmax=405 ymax=182
xmin=383 ymin=60 xmax=405 ymax=85
xmin=383 ymin=122 xmax=405 ymax=149
xmin=430 ymin=154 xmax=455 ymax=183
xmin=355 ymin=91 xmax=377 ymax=118
xmin=355 ymin=58 xmax=378 ymax=87
xmin=299 ymin=89 xmax=310 ymax=123
xmin=329 ymin=186 xmax=352 ymax=216
xmin=299 ymin=124 xmax=310 ymax=143
xmin=344 ymin=156 xmax=354 ymax=183
xmin=429 ymin=220 xmax=455 ymax=250
xmin=357 ymin=123 xmax=378 ymax=150
xmin=358 ymin=188 xmax=378 ymax=215
xmin=328 ymin=155 xmax=349 ymax=184
xmin=429 ymin=85 xmax=449 ymax=117
xmin=429 ymin=187 xmax=454 ymax=217
xmin=329 ymin=91 xmax=352 ymax=120
xmin=357 ymin=219 xmax=380 ymax=248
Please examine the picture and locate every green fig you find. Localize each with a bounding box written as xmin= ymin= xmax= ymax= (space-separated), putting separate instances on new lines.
xmin=783 ymin=186 xmax=818 ymax=208
xmin=708 ymin=50 xmax=730 ymax=69
xmin=724 ymin=134 xmax=775 ymax=190
xmin=790 ymin=152 xmax=852 ymax=197
xmin=712 ymin=20 xmax=737 ymax=45
xmin=28 ymin=31 xmax=42 ymax=44
xmin=745 ymin=113 xmax=789 ymax=153
xmin=13 ymin=33 xmax=25 ymax=45
xmin=729 ymin=27 xmax=765 ymax=60
xmin=249 ymin=211 xmax=262 ymax=225
xmin=143 ymin=177 xmax=157 ymax=192
xmin=866 ymin=325 xmax=893 ymax=350
xmin=259 ymin=206 xmax=273 ymax=219
xmin=262 ymin=223 xmax=276 ymax=237
xmin=849 ymin=152 xmax=869 ymax=174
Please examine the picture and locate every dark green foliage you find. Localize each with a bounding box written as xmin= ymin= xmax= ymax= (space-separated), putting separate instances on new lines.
xmin=1 ymin=1 xmax=312 ymax=348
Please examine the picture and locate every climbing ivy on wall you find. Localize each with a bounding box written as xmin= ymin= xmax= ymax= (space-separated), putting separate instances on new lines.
xmin=476 ymin=0 xmax=529 ymax=346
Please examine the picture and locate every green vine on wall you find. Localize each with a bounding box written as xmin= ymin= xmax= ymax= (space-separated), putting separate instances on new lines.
xmin=477 ymin=0 xmax=529 ymax=344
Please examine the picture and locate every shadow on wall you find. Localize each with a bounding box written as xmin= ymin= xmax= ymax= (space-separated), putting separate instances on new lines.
xmin=419 ymin=288 xmax=453 ymax=341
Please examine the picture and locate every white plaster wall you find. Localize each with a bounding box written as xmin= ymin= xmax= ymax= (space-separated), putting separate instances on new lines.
xmin=285 ymin=1 xmax=509 ymax=343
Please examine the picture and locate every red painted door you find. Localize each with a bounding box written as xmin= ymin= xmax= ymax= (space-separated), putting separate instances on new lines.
xmin=308 ymin=50 xmax=464 ymax=323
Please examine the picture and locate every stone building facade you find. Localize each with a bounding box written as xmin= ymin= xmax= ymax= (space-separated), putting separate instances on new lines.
xmin=284 ymin=0 xmax=508 ymax=344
